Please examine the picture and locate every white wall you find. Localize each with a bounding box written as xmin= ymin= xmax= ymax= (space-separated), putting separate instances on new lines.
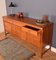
xmin=18 ymin=0 xmax=56 ymax=19
xmin=0 ymin=0 xmax=7 ymax=32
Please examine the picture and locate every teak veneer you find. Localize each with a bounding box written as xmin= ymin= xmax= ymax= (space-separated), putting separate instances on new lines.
xmin=3 ymin=16 xmax=53 ymax=58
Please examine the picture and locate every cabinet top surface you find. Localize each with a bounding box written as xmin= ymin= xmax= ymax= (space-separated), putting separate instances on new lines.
xmin=3 ymin=16 xmax=53 ymax=29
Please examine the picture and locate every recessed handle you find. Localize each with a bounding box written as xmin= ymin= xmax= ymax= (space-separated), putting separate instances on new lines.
xmin=23 ymin=25 xmax=40 ymax=31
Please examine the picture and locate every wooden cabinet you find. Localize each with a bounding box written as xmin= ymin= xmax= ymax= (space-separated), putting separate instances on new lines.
xmin=3 ymin=16 xmax=53 ymax=58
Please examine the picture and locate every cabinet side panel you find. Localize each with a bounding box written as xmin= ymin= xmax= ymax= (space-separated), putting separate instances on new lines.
xmin=43 ymin=23 xmax=53 ymax=47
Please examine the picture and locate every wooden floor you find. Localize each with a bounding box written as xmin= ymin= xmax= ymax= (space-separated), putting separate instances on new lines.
xmin=30 ymin=50 xmax=56 ymax=60
xmin=0 ymin=33 xmax=56 ymax=60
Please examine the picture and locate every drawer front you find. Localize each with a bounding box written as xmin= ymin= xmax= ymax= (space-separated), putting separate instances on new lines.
xmin=13 ymin=20 xmax=26 ymax=27
xmin=29 ymin=29 xmax=40 ymax=39
xmin=30 ymin=30 xmax=37 ymax=35
xmin=22 ymin=27 xmax=29 ymax=32
xmin=4 ymin=19 xmax=13 ymax=23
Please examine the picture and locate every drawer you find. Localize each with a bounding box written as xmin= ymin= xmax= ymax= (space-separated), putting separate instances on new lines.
xmin=4 ymin=19 xmax=13 ymax=23
xmin=23 ymin=25 xmax=40 ymax=36
xmin=22 ymin=27 xmax=29 ymax=32
xmin=30 ymin=30 xmax=40 ymax=38
xmin=13 ymin=20 xmax=26 ymax=27
xmin=30 ymin=30 xmax=37 ymax=35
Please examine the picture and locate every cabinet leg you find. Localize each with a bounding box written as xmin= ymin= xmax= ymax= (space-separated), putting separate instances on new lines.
xmin=40 ymin=53 xmax=43 ymax=58
xmin=5 ymin=32 xmax=7 ymax=36
xmin=49 ymin=44 xmax=52 ymax=51
xmin=39 ymin=47 xmax=43 ymax=58
xmin=4 ymin=31 xmax=7 ymax=36
xmin=4 ymin=31 xmax=9 ymax=37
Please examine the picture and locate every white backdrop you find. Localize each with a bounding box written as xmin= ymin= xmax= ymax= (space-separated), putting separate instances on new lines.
xmin=0 ymin=0 xmax=7 ymax=32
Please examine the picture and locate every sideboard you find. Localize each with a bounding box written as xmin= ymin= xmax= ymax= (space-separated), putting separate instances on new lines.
xmin=3 ymin=16 xmax=53 ymax=58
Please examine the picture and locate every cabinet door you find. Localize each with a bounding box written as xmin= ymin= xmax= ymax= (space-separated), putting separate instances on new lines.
xmin=16 ymin=26 xmax=21 ymax=39
xmin=12 ymin=25 xmax=21 ymax=38
xmin=11 ymin=24 xmax=17 ymax=36
xmin=33 ymin=34 xmax=41 ymax=48
xmin=4 ymin=21 xmax=11 ymax=33
xmin=21 ymin=27 xmax=27 ymax=41
xmin=29 ymin=29 xmax=41 ymax=48
xmin=26 ymin=33 xmax=33 ymax=44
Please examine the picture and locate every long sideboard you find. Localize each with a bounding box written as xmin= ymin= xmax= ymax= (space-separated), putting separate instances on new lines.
xmin=3 ymin=16 xmax=54 ymax=58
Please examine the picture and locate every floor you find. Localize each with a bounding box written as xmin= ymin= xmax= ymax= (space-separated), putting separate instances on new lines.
xmin=0 ymin=33 xmax=56 ymax=60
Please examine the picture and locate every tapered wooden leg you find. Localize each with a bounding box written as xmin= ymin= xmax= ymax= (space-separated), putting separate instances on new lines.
xmin=39 ymin=47 xmax=43 ymax=58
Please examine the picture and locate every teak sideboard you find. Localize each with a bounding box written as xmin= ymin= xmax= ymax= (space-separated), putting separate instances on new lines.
xmin=3 ymin=16 xmax=53 ymax=58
